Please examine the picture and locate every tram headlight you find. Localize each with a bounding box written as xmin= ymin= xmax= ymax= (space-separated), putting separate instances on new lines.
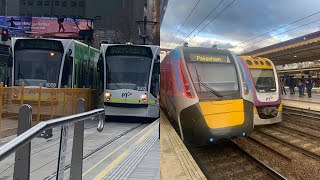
xmin=105 ymin=92 xmax=111 ymax=101
xmin=141 ymin=94 xmax=147 ymax=103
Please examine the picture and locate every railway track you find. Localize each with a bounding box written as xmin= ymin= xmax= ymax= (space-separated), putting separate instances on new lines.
xmin=255 ymin=128 xmax=320 ymax=160
xmin=188 ymin=141 xmax=287 ymax=180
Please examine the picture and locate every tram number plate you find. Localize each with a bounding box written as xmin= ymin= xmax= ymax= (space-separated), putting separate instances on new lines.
xmin=45 ymin=83 xmax=57 ymax=88
xmin=137 ymin=87 xmax=146 ymax=91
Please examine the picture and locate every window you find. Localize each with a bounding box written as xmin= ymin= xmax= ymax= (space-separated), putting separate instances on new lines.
xmin=44 ymin=0 xmax=49 ymax=6
xmin=3 ymin=0 xmax=7 ymax=6
xmin=27 ymin=14 xmax=32 ymax=17
xmin=61 ymin=1 xmax=67 ymax=7
xmin=55 ymin=0 xmax=59 ymax=6
xmin=150 ymin=61 xmax=160 ymax=97
xmin=79 ymin=1 xmax=85 ymax=7
xmin=37 ymin=0 xmax=42 ymax=6
xmin=28 ymin=0 xmax=33 ymax=5
xmin=44 ymin=14 xmax=50 ymax=17
xmin=61 ymin=50 xmax=74 ymax=87
xmin=71 ymin=1 xmax=76 ymax=7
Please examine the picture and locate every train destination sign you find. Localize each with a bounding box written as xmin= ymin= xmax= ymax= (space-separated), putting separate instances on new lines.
xmin=189 ymin=54 xmax=229 ymax=63
xmin=106 ymin=46 xmax=153 ymax=57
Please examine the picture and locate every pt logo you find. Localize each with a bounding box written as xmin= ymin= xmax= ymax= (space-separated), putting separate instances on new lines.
xmin=266 ymin=96 xmax=273 ymax=101
xmin=121 ymin=92 xmax=132 ymax=98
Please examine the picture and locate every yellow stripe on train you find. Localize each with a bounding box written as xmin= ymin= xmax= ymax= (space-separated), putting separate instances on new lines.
xmin=241 ymin=56 xmax=273 ymax=69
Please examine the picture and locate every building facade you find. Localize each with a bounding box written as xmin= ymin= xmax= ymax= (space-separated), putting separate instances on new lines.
xmin=1 ymin=0 xmax=159 ymax=46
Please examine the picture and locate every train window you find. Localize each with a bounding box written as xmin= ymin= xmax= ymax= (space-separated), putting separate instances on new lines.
xmin=254 ymin=61 xmax=259 ymax=65
xmin=266 ymin=61 xmax=271 ymax=66
xmin=246 ymin=60 xmax=252 ymax=66
xmin=260 ymin=61 xmax=264 ymax=65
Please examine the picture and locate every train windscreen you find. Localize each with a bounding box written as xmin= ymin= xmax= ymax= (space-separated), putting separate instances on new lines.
xmin=105 ymin=46 xmax=153 ymax=91
xmin=184 ymin=50 xmax=240 ymax=100
xmin=249 ymin=69 xmax=276 ymax=92
xmin=13 ymin=39 xmax=64 ymax=87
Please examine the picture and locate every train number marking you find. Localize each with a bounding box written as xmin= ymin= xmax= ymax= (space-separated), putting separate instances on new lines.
xmin=137 ymin=87 xmax=146 ymax=91
xmin=266 ymin=96 xmax=273 ymax=101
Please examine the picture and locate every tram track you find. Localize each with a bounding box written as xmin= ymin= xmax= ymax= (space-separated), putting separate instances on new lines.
xmin=188 ymin=141 xmax=287 ymax=180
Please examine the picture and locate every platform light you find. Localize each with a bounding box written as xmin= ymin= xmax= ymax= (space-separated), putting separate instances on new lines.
xmin=50 ymin=52 xmax=55 ymax=57
xmin=242 ymin=132 xmax=246 ymax=137
xmin=209 ymin=138 xmax=215 ymax=143
xmin=294 ymin=55 xmax=297 ymax=58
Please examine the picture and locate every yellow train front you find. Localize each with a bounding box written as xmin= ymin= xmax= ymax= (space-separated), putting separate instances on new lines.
xmin=160 ymin=47 xmax=255 ymax=145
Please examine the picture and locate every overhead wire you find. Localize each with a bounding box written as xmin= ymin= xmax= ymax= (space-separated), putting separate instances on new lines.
xmin=240 ymin=17 xmax=320 ymax=49
xmin=235 ymin=10 xmax=320 ymax=46
xmin=167 ymin=0 xmax=201 ymax=48
xmin=176 ymin=0 xmax=226 ymax=47
xmin=187 ymin=0 xmax=237 ymax=44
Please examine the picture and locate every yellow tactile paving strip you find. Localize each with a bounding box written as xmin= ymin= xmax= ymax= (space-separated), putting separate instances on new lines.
xmin=160 ymin=110 xmax=207 ymax=180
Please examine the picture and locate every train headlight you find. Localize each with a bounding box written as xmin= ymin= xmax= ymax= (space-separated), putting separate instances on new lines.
xmin=105 ymin=92 xmax=111 ymax=101
xmin=141 ymin=94 xmax=147 ymax=103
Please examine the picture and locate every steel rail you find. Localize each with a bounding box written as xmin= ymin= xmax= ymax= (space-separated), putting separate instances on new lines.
xmin=255 ymin=130 xmax=320 ymax=160
xmin=231 ymin=140 xmax=288 ymax=180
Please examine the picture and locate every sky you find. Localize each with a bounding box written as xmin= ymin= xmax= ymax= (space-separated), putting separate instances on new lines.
xmin=160 ymin=0 xmax=320 ymax=54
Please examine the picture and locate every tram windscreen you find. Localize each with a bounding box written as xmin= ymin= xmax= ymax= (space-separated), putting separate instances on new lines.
xmin=249 ymin=69 xmax=276 ymax=92
xmin=185 ymin=51 xmax=240 ymax=100
xmin=13 ymin=39 xmax=64 ymax=87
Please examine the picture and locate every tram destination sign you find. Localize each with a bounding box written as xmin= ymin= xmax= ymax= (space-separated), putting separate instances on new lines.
xmin=106 ymin=45 xmax=153 ymax=57
xmin=189 ymin=53 xmax=229 ymax=63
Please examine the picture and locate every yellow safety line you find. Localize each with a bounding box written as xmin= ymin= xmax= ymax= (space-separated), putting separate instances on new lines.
xmin=93 ymin=150 xmax=129 ymax=180
xmin=93 ymin=127 xmax=156 ymax=179
xmin=82 ymin=125 xmax=156 ymax=177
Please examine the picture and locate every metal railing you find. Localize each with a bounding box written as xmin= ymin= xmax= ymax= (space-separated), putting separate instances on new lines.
xmin=0 ymin=98 xmax=105 ymax=180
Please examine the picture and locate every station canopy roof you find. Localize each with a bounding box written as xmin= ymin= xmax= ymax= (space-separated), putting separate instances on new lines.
xmin=240 ymin=30 xmax=320 ymax=65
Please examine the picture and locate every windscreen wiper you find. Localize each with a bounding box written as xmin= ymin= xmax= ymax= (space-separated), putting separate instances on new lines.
xmin=17 ymin=64 xmax=30 ymax=86
xmin=195 ymin=66 xmax=223 ymax=98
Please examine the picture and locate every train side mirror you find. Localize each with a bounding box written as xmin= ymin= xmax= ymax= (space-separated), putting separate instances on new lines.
xmin=7 ymin=54 xmax=13 ymax=67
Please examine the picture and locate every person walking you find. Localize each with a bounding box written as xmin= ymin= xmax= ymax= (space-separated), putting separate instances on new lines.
xmin=58 ymin=17 xmax=65 ymax=32
xmin=280 ymin=78 xmax=286 ymax=95
xmin=301 ymin=76 xmax=306 ymax=96
xmin=306 ymin=76 xmax=313 ymax=98
xmin=288 ymin=77 xmax=294 ymax=94
xmin=298 ymin=80 xmax=303 ymax=97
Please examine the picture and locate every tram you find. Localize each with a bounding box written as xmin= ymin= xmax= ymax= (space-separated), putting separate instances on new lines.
xmin=160 ymin=46 xmax=255 ymax=145
xmin=240 ymin=56 xmax=282 ymax=125
xmin=6 ymin=37 xmax=100 ymax=89
xmin=97 ymin=43 xmax=160 ymax=119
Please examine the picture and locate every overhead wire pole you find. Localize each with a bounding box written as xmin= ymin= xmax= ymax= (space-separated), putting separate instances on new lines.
xmin=176 ymin=0 xmax=226 ymax=47
xmin=235 ymin=10 xmax=320 ymax=47
xmin=186 ymin=0 xmax=237 ymax=44
xmin=240 ymin=17 xmax=320 ymax=50
xmin=167 ymin=0 xmax=201 ymax=48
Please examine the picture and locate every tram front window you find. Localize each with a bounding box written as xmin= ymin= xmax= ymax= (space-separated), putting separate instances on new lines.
xmin=249 ymin=69 xmax=276 ymax=92
xmin=13 ymin=39 xmax=64 ymax=87
xmin=106 ymin=55 xmax=152 ymax=91
xmin=14 ymin=50 xmax=63 ymax=87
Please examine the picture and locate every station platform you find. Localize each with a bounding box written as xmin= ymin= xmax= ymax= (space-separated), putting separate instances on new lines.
xmin=160 ymin=110 xmax=206 ymax=180
xmin=0 ymin=119 xmax=160 ymax=180
xmin=281 ymin=92 xmax=320 ymax=111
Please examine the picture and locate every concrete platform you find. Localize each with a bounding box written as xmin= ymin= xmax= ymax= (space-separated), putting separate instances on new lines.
xmin=281 ymin=92 xmax=320 ymax=111
xmin=160 ymin=110 xmax=206 ymax=180
xmin=0 ymin=120 xmax=159 ymax=180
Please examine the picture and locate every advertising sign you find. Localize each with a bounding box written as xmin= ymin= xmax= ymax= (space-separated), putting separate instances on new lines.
xmin=0 ymin=16 xmax=93 ymax=39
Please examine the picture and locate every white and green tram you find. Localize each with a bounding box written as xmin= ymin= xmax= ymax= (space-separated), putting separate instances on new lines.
xmin=97 ymin=44 xmax=160 ymax=119
xmin=7 ymin=37 xmax=100 ymax=89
